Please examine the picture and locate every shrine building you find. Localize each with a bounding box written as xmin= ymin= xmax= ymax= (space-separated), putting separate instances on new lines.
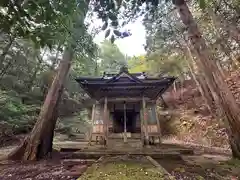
xmin=76 ymin=66 xmax=175 ymax=146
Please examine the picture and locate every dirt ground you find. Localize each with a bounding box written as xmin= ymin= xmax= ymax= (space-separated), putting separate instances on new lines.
xmin=0 ymin=157 xmax=93 ymax=180
xmin=158 ymin=155 xmax=240 ymax=180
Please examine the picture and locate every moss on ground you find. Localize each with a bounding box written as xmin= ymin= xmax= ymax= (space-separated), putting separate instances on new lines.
xmin=78 ymin=161 xmax=166 ymax=180
xmin=223 ymin=159 xmax=240 ymax=167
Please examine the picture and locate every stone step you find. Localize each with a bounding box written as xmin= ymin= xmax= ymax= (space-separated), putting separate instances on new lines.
xmin=60 ymin=151 xmax=183 ymax=160
xmin=108 ymin=139 xmax=142 ymax=143
xmin=59 ymin=146 xmax=194 ymax=155
xmin=108 ymin=133 xmax=141 ymax=139
xmin=108 ymin=143 xmax=142 ymax=147
xmin=107 ymin=139 xmax=143 ymax=149
xmin=61 ymin=159 xmax=96 ymax=167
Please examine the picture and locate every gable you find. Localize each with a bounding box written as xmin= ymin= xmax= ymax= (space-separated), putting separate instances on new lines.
xmin=106 ymin=71 xmax=142 ymax=83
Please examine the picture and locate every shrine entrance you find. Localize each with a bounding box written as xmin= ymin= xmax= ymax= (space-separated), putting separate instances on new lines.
xmin=112 ymin=110 xmax=138 ymax=133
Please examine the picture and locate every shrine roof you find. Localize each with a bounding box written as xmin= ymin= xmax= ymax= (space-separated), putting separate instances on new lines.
xmin=76 ymin=67 xmax=175 ymax=100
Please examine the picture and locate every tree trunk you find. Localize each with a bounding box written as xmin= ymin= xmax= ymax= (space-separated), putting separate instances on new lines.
xmin=8 ymin=46 xmax=73 ymax=161
xmin=174 ymin=32 xmax=219 ymax=111
xmin=183 ymin=43 xmax=216 ymax=113
xmin=174 ymin=0 xmax=240 ymax=158
xmin=215 ymin=59 xmax=227 ymax=78
xmin=39 ymin=86 xmax=63 ymax=158
xmin=186 ymin=58 xmax=214 ymax=114
xmin=198 ymin=74 xmax=214 ymax=104
xmin=187 ymin=45 xmax=222 ymax=116
xmin=210 ymin=9 xmax=239 ymax=69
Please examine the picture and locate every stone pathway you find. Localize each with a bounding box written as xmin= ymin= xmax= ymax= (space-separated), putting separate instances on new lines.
xmin=79 ymin=155 xmax=173 ymax=180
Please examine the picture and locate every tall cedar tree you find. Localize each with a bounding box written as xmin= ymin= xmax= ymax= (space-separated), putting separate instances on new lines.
xmin=173 ymin=0 xmax=240 ymax=157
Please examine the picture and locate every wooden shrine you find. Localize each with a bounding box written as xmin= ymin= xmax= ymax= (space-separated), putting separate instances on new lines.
xmin=76 ymin=67 xmax=175 ymax=146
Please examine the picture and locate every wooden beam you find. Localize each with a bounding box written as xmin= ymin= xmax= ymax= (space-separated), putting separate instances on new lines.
xmin=99 ymin=97 xmax=152 ymax=103
xmin=103 ymin=97 xmax=108 ymax=146
xmin=100 ymin=86 xmax=163 ymax=90
xmin=81 ymin=79 xmax=173 ymax=86
xmin=142 ymin=96 xmax=149 ymax=145
xmin=88 ymin=103 xmax=96 ymax=145
xmin=92 ymin=88 xmax=163 ymax=100
xmin=155 ymin=103 xmax=162 ymax=144
xmin=123 ymin=102 xmax=127 ymax=143
xmin=99 ymin=93 xmax=158 ymax=99
xmin=140 ymin=108 xmax=144 ymax=147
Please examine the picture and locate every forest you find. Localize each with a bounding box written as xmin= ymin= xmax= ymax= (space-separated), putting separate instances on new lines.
xmin=0 ymin=0 xmax=240 ymax=179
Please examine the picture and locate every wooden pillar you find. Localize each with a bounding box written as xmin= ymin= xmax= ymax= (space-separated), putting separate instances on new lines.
xmin=140 ymin=108 xmax=144 ymax=146
xmin=154 ymin=103 xmax=162 ymax=144
xmin=88 ymin=103 xmax=96 ymax=145
xmin=123 ymin=102 xmax=127 ymax=143
xmin=103 ymin=97 xmax=108 ymax=146
xmin=142 ymin=96 xmax=149 ymax=145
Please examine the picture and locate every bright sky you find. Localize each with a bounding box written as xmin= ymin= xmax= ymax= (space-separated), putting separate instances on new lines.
xmin=93 ymin=19 xmax=146 ymax=57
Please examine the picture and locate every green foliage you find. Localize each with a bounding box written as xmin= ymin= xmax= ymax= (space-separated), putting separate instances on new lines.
xmin=0 ymin=34 xmax=97 ymax=137
xmin=0 ymin=90 xmax=40 ymax=135
xmin=0 ymin=35 xmax=97 ymax=137
xmin=128 ymin=56 xmax=149 ymax=73
xmin=0 ymin=0 xmax=87 ymax=48
xmin=55 ymin=110 xmax=91 ymax=137
xmin=0 ymin=0 xmax=100 ymax=139
xmin=198 ymin=0 xmax=207 ymax=9
xmin=98 ymin=40 xmax=127 ymax=73
xmin=147 ymin=53 xmax=188 ymax=77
